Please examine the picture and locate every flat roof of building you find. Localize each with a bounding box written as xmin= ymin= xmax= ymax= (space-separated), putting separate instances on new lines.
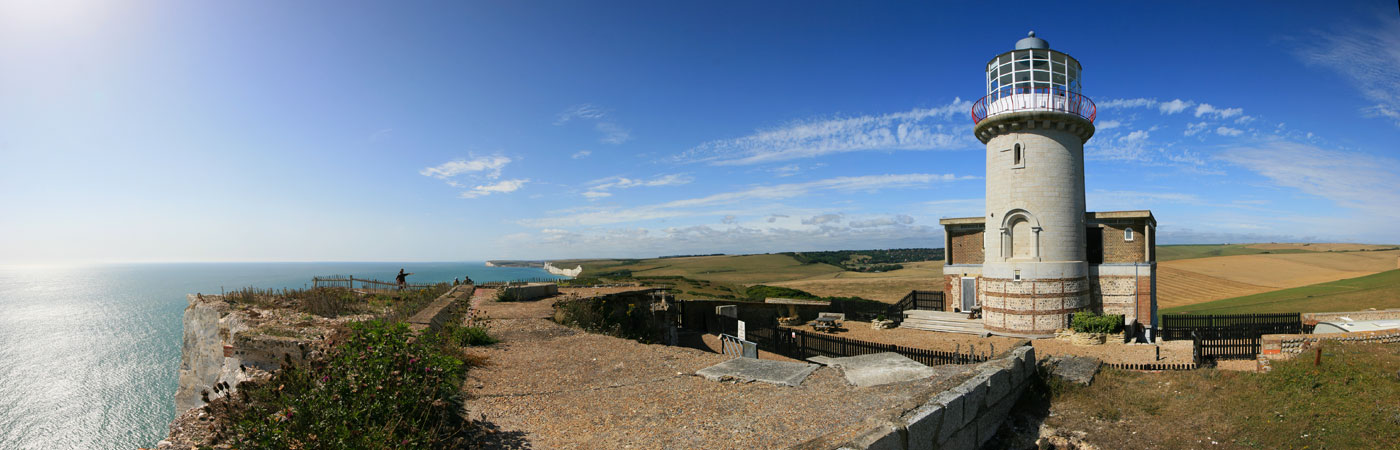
xmin=1313 ymin=319 xmax=1400 ymax=334
xmin=939 ymin=210 xmax=1156 ymax=228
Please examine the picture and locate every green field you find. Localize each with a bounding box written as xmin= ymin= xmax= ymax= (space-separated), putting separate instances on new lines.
xmin=1155 ymin=244 xmax=1310 ymax=261
xmin=1161 ymin=269 xmax=1400 ymax=315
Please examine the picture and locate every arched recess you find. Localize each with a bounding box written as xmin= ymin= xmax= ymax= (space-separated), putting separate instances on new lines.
xmin=999 ymin=209 xmax=1042 ymax=261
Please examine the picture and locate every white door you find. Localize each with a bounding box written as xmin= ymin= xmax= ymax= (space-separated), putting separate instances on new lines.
xmin=961 ymin=277 xmax=976 ymax=311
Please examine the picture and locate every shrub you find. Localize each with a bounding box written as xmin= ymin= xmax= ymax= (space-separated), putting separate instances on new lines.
xmin=225 ymin=320 xmax=469 ymax=449
xmin=448 ymin=324 xmax=498 ymax=347
xmin=1071 ymin=312 xmax=1122 ymax=334
xmin=744 ymin=285 xmax=818 ymax=301
xmin=494 ymin=288 xmax=520 ymax=302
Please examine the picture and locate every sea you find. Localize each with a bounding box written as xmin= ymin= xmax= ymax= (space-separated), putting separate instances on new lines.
xmin=0 ymin=262 xmax=564 ymax=450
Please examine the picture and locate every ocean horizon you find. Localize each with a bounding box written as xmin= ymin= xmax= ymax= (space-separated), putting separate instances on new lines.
xmin=0 ymin=261 xmax=564 ymax=450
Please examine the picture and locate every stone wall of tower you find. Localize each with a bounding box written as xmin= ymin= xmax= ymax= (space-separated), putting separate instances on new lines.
xmin=981 ymin=129 xmax=1087 ymax=263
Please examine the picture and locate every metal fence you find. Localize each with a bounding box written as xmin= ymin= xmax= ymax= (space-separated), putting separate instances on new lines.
xmin=312 ymin=276 xmax=435 ymax=291
xmin=1192 ymin=328 xmax=1263 ymax=361
xmin=1161 ymin=313 xmax=1301 ymax=341
xmin=887 ymin=290 xmax=944 ymax=323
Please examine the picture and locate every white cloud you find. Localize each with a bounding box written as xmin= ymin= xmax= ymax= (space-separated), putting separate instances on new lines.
xmin=1184 ymin=121 xmax=1210 ymax=136
xmin=571 ymin=150 xmax=592 ymax=159
xmin=1235 ymin=115 xmax=1255 ymax=124
xmin=1216 ymin=126 xmax=1244 ymax=136
xmin=801 ymin=213 xmax=844 ymax=225
xmin=1195 ymin=103 xmax=1244 ymax=119
xmin=420 ymin=155 xmax=511 ymax=179
xmin=1097 ymin=120 xmax=1122 ymax=130
xmin=502 ymin=223 xmax=942 ymax=258
xmin=595 ymin=122 xmax=631 ymax=144
xmin=1098 ymin=98 xmax=1157 ymax=109
xmin=1119 ymin=130 xmax=1150 ymax=143
xmin=1295 ymin=15 xmax=1400 ymax=127
xmin=460 ymin=179 xmax=529 ymax=199
xmin=1159 ymin=99 xmax=1195 ymax=114
xmin=581 ymin=191 xmax=611 ymax=199
xmin=722 ymin=215 xmax=737 ymax=224
xmin=849 ymin=214 xmax=915 ymax=228
xmin=677 ymin=99 xmax=974 ymax=166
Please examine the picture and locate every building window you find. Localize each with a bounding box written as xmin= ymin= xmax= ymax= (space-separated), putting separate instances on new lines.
xmin=1013 ymin=144 xmax=1023 ymax=165
xmin=1125 ymin=227 xmax=1135 ymax=241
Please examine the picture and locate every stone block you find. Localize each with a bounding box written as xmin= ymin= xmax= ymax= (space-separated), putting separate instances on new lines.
xmin=961 ymin=375 xmax=990 ymax=427
xmin=939 ymin=423 xmax=976 ymax=450
xmin=903 ymin=404 xmax=944 ymax=450
xmin=977 ymin=396 xmax=1019 ymax=446
xmin=849 ymin=422 xmax=904 ymax=450
xmin=984 ymin=368 xmax=1012 ymax=405
xmin=934 ymin=391 xmax=964 ymax=442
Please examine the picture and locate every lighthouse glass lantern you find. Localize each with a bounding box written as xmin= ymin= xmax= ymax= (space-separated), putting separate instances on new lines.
xmin=973 ymin=31 xmax=1094 ymax=124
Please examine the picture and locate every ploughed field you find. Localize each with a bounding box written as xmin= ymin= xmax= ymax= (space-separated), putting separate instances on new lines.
xmin=1157 ymin=247 xmax=1400 ymax=309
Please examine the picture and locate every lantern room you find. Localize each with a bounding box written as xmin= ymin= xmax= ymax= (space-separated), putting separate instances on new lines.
xmin=972 ymin=31 xmax=1095 ymax=125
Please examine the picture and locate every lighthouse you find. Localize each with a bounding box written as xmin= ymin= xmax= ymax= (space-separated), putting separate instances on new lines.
xmin=936 ymin=32 xmax=1159 ymax=341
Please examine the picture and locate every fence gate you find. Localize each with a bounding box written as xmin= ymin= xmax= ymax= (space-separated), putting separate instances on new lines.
xmin=719 ymin=334 xmax=758 ymax=359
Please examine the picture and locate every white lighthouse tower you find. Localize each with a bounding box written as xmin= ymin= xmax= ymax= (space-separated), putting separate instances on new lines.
xmin=938 ymin=32 xmax=1157 ymax=341
xmin=971 ymin=32 xmax=1096 ymax=337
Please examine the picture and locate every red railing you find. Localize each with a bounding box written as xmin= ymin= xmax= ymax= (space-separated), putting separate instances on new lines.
xmin=971 ymin=87 xmax=1095 ymax=124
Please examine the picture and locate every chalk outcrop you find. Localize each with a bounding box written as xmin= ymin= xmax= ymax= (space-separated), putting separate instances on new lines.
xmin=543 ymin=262 xmax=583 ymax=277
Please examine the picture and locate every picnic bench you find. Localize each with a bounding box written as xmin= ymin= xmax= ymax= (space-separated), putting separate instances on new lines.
xmin=812 ymin=312 xmax=844 ymax=332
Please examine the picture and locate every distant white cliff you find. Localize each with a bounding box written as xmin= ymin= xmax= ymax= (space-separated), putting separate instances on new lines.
xmin=543 ymin=263 xmax=582 ymax=277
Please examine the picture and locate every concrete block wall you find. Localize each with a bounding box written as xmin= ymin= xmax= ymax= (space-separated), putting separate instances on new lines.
xmin=407 ymin=284 xmax=473 ymax=333
xmin=1261 ymin=329 xmax=1400 ymax=356
xmin=837 ymin=346 xmax=1037 ymax=450
xmin=502 ymin=283 xmax=559 ymax=301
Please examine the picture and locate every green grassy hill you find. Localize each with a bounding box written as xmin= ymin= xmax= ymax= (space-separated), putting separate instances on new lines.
xmin=1161 ymin=269 xmax=1400 ymax=315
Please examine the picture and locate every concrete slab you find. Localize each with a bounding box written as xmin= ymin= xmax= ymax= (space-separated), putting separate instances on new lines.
xmin=696 ymin=358 xmax=818 ymax=387
xmin=807 ymin=355 xmax=837 ymax=366
xmin=827 ymin=352 xmax=937 ymax=387
xmin=1045 ymin=356 xmax=1101 ymax=386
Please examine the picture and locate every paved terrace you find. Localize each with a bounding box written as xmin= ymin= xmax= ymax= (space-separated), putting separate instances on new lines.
xmin=460 ymin=287 xmax=978 ymax=449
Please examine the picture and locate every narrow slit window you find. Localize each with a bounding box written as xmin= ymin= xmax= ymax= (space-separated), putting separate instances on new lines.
xmin=1013 ymin=144 xmax=1023 ymax=166
xmin=1125 ymin=227 xmax=1135 ymax=241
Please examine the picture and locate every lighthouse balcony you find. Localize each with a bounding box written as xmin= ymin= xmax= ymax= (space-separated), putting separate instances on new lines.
xmin=971 ymin=87 xmax=1095 ymax=125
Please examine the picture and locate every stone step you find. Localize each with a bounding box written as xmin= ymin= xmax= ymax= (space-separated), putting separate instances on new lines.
xmin=898 ymin=319 xmax=986 ymax=333
xmin=903 ymin=309 xmax=977 ymax=320
xmin=899 ymin=321 xmax=988 ymax=335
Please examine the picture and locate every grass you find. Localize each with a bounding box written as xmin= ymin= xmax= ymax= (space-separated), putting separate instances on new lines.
xmin=1035 ymin=342 xmax=1400 ymax=449
xmin=1162 ymin=269 xmax=1400 ymax=315
xmin=1157 ymin=244 xmax=1312 ymax=261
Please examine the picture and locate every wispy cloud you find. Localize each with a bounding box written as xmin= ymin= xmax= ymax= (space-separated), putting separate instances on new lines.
xmin=849 ymin=214 xmax=914 ymax=228
xmin=420 ymin=155 xmax=511 ymax=179
xmin=1217 ymin=141 xmax=1400 ymax=216
xmin=555 ymin=104 xmax=631 ymax=144
xmin=571 ymin=150 xmax=592 ymax=159
xmin=676 ymin=99 xmax=975 ymax=166
xmin=582 ymin=173 xmax=694 ymax=200
xmin=801 ymin=213 xmax=844 ymax=225
xmin=1294 ymin=15 xmax=1400 ymax=127
xmin=522 ymin=173 xmax=972 ymax=227
xmin=460 ymin=179 xmax=529 ymax=199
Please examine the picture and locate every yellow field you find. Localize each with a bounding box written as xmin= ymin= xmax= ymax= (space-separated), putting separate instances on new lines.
xmin=1157 ymin=250 xmax=1400 ymax=308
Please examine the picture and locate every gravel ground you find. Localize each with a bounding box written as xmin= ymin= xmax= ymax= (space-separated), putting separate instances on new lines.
xmin=460 ymin=293 xmax=975 ymax=449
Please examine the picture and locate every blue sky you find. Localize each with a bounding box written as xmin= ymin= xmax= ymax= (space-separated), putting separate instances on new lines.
xmin=1 ymin=1 xmax=1398 ymax=263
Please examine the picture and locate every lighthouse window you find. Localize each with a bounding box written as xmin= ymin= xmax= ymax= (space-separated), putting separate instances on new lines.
xmin=1013 ymin=144 xmax=1023 ymax=166
xmin=1125 ymin=227 xmax=1135 ymax=241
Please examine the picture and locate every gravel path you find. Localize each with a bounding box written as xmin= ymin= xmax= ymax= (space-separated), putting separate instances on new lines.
xmin=460 ymin=292 xmax=973 ymax=449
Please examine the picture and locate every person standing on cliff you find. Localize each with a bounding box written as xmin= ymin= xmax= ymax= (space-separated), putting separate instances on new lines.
xmin=396 ymin=268 xmax=414 ymax=290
